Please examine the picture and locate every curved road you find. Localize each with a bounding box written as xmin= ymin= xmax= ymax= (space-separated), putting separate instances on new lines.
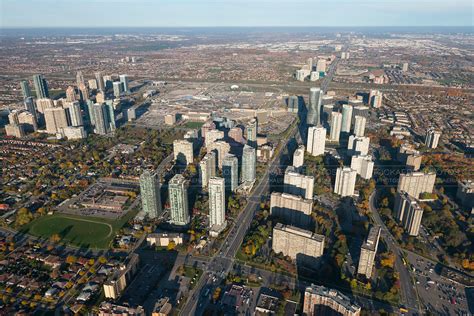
xmin=369 ymin=191 xmax=421 ymax=315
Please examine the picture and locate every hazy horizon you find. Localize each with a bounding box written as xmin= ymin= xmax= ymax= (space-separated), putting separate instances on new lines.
xmin=1 ymin=0 xmax=472 ymax=28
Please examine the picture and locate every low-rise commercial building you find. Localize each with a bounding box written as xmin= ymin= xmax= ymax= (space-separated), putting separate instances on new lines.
xmin=146 ymin=233 xmax=184 ymax=247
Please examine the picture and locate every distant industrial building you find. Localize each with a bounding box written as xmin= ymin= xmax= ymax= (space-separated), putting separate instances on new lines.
xmin=357 ymin=226 xmax=381 ymax=279
xmin=303 ymin=284 xmax=361 ymax=316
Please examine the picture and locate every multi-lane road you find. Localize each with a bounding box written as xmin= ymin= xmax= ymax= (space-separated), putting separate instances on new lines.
xmin=179 ymin=53 xmax=341 ymax=315
xmin=179 ymin=119 xmax=299 ymax=315
xmin=369 ymin=191 xmax=421 ymax=315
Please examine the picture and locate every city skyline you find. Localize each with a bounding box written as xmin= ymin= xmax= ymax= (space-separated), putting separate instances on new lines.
xmin=1 ymin=0 xmax=472 ymax=28
xmin=0 ymin=6 xmax=472 ymax=315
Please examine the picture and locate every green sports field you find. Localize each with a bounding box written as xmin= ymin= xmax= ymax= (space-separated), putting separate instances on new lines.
xmin=183 ymin=121 xmax=205 ymax=129
xmin=21 ymin=211 xmax=135 ymax=249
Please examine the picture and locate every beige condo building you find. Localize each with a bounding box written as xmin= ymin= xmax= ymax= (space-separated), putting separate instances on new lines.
xmin=270 ymin=192 xmax=313 ymax=228
xmin=272 ymin=223 xmax=324 ymax=261
xmin=284 ymin=166 xmax=314 ymax=199
xmin=397 ymin=172 xmax=436 ymax=198
xmin=303 ymin=284 xmax=361 ymax=316
xmin=357 ymin=226 xmax=381 ymax=279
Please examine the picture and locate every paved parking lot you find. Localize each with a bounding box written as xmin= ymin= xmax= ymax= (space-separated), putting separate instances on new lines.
xmin=407 ymin=252 xmax=469 ymax=315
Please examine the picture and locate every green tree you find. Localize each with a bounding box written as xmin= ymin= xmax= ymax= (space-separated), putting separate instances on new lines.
xmin=15 ymin=208 xmax=33 ymax=226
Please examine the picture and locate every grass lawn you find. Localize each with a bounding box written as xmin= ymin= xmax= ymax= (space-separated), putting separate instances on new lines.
xmin=21 ymin=210 xmax=137 ymax=249
xmin=179 ymin=265 xmax=203 ymax=289
xmin=183 ymin=121 xmax=205 ymax=129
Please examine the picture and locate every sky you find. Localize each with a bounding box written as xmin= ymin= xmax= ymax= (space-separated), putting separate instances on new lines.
xmin=1 ymin=0 xmax=473 ymax=28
